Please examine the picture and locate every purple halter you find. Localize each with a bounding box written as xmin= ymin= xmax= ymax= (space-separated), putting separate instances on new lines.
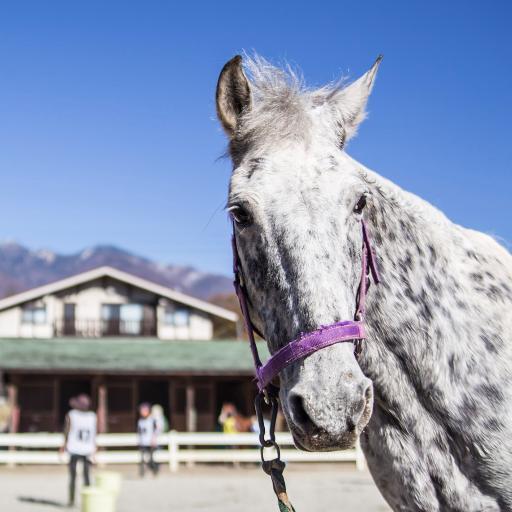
xmin=232 ymin=220 xmax=380 ymax=393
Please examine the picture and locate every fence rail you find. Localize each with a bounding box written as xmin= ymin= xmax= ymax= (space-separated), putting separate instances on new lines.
xmin=0 ymin=432 xmax=365 ymax=471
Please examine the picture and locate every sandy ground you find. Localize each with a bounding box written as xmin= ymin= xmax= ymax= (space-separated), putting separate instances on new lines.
xmin=0 ymin=463 xmax=391 ymax=512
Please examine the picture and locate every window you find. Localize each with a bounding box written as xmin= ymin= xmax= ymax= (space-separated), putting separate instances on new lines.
xmin=101 ymin=304 xmax=147 ymax=335
xmin=120 ymin=304 xmax=144 ymax=335
xmin=101 ymin=304 xmax=120 ymax=335
xmin=63 ymin=303 xmax=76 ymax=335
xmin=21 ymin=303 xmax=47 ymax=325
xmin=101 ymin=304 xmax=121 ymax=321
xmin=164 ymin=306 xmax=190 ymax=327
xmin=64 ymin=303 xmax=76 ymax=320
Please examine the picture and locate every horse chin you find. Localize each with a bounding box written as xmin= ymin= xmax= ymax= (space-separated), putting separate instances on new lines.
xmin=290 ymin=428 xmax=359 ymax=452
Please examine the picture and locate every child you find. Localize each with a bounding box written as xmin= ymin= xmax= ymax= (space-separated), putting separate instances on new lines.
xmin=151 ymin=404 xmax=168 ymax=434
xmin=137 ymin=402 xmax=159 ymax=477
xmin=61 ymin=394 xmax=97 ymax=507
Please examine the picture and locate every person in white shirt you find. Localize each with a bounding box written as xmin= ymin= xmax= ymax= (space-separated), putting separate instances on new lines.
xmin=60 ymin=394 xmax=97 ymax=507
xmin=137 ymin=402 xmax=159 ymax=477
xmin=151 ymin=404 xmax=168 ymax=434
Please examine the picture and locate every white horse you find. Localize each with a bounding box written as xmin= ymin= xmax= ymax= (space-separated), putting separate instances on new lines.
xmin=216 ymin=54 xmax=512 ymax=511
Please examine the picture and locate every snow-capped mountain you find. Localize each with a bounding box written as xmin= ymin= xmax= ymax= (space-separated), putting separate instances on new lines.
xmin=0 ymin=242 xmax=232 ymax=300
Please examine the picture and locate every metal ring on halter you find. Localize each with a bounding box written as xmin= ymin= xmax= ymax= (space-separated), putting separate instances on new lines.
xmin=260 ymin=440 xmax=281 ymax=463
xmin=255 ymin=392 xmax=279 ymax=447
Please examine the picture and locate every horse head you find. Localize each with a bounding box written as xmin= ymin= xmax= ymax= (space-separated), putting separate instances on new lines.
xmin=216 ymin=54 xmax=381 ymax=451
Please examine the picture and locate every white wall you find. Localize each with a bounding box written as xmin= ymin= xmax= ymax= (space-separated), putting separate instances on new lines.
xmin=157 ymin=305 xmax=213 ymax=340
xmin=0 ymin=307 xmax=21 ymax=337
xmin=0 ymin=296 xmax=54 ymax=339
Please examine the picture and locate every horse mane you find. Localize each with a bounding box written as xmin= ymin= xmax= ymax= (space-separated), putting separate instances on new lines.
xmin=236 ymin=55 xmax=345 ymax=152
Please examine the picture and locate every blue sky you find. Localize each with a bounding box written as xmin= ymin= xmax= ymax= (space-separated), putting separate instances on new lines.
xmin=0 ymin=1 xmax=510 ymax=275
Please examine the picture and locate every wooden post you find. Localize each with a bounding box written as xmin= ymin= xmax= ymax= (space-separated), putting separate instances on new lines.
xmin=168 ymin=430 xmax=179 ymax=472
xmin=97 ymin=383 xmax=107 ymax=434
xmin=185 ymin=383 xmax=196 ymax=468
xmin=7 ymin=383 xmax=19 ymax=434
xmin=96 ymin=381 xmax=107 ymax=468
xmin=6 ymin=383 xmax=19 ymax=468
xmin=185 ymin=383 xmax=196 ymax=432
xmin=53 ymin=378 xmax=59 ymax=431
xmin=132 ymin=379 xmax=138 ymax=429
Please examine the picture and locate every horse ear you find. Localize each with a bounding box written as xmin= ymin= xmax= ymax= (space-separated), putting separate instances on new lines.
xmin=330 ymin=55 xmax=382 ymax=145
xmin=216 ymin=55 xmax=252 ymax=137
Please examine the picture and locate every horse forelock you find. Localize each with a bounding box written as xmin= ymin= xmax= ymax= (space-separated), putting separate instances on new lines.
xmin=228 ymin=55 xmax=346 ymax=161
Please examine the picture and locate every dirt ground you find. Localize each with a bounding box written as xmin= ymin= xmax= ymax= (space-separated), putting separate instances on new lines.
xmin=0 ymin=463 xmax=391 ymax=512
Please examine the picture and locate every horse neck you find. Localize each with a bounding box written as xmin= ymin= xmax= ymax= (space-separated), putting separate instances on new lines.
xmin=363 ymin=166 xmax=455 ymax=336
xmin=358 ymin=166 xmax=511 ymax=438
xmin=360 ymin=169 xmax=467 ymax=416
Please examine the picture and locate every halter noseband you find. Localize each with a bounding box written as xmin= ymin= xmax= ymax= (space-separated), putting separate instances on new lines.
xmin=232 ymin=219 xmax=380 ymax=393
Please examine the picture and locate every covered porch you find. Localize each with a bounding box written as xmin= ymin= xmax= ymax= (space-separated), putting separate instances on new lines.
xmin=0 ymin=338 xmax=268 ymax=433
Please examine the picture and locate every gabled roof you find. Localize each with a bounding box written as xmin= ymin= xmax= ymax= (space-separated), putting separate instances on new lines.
xmin=0 ymin=266 xmax=238 ymax=322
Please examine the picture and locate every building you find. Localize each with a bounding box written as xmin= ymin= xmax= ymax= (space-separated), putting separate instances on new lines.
xmin=0 ymin=266 xmax=236 ymax=340
xmin=0 ymin=267 xmax=267 ymax=433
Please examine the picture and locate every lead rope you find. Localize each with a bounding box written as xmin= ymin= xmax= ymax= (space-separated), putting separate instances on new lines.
xmin=232 ymin=229 xmax=295 ymax=510
xmin=232 ymin=220 xmax=377 ymax=512
xmin=255 ymin=392 xmax=296 ymax=512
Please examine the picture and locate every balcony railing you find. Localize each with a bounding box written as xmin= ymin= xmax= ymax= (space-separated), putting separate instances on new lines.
xmin=53 ymin=319 xmax=157 ymax=337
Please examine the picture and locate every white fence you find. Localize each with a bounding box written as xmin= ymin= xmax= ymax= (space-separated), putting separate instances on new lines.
xmin=0 ymin=432 xmax=365 ymax=471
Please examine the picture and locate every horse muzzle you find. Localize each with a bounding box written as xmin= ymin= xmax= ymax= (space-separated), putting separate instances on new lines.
xmin=281 ymin=357 xmax=374 ymax=451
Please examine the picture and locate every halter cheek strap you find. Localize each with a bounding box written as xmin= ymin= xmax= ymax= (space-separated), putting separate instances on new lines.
xmin=232 ymin=219 xmax=380 ymax=392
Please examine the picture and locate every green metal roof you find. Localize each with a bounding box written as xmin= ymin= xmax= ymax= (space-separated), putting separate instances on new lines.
xmin=0 ymin=338 xmax=269 ymax=375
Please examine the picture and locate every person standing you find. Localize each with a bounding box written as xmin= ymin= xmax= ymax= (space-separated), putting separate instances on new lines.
xmin=0 ymin=396 xmax=11 ymax=433
xmin=151 ymin=404 xmax=168 ymax=434
xmin=60 ymin=394 xmax=97 ymax=507
xmin=137 ymin=402 xmax=159 ymax=477
xmin=218 ymin=403 xmax=239 ymax=434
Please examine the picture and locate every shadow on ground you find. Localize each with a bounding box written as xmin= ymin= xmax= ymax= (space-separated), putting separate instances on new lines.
xmin=18 ymin=496 xmax=67 ymax=508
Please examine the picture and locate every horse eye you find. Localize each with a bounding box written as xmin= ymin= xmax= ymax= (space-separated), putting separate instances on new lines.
xmin=230 ymin=205 xmax=252 ymax=227
xmin=353 ymin=195 xmax=367 ymax=214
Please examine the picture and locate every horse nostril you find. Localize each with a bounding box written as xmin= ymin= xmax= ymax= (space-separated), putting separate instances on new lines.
xmin=364 ymin=383 xmax=373 ymax=403
xmin=288 ymin=392 xmax=315 ymax=432
xmin=349 ymin=382 xmax=373 ymax=430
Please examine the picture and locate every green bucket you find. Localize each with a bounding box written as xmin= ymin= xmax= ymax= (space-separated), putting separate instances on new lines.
xmin=95 ymin=471 xmax=122 ymax=497
xmin=81 ymin=487 xmax=116 ymax=512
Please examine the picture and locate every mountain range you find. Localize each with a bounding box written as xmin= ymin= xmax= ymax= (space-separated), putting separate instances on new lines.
xmin=0 ymin=242 xmax=233 ymax=301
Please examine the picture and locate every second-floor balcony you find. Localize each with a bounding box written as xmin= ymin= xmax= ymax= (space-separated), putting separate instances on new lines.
xmin=54 ymin=318 xmax=157 ymax=338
